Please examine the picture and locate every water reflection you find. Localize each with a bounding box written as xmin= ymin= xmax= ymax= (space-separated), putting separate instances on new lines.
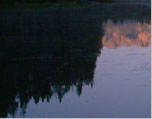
xmin=103 ymin=20 xmax=151 ymax=48
xmin=0 ymin=4 xmax=151 ymax=118
xmin=0 ymin=11 xmax=103 ymax=117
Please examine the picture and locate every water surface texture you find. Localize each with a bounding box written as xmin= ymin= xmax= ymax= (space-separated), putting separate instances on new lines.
xmin=0 ymin=3 xmax=151 ymax=118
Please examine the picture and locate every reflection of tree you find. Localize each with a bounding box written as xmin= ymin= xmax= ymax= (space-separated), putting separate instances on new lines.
xmin=0 ymin=12 xmax=103 ymax=117
xmin=89 ymin=4 xmax=150 ymax=24
xmin=0 ymin=4 xmax=150 ymax=117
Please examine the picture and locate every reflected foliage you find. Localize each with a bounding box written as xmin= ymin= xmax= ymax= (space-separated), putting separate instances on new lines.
xmin=0 ymin=10 xmax=103 ymax=117
xmin=0 ymin=4 xmax=150 ymax=117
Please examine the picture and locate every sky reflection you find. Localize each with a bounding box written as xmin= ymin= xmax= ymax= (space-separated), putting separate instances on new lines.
xmin=12 ymin=20 xmax=151 ymax=118
xmin=102 ymin=20 xmax=151 ymax=48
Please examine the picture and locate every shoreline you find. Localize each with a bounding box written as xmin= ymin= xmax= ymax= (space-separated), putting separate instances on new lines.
xmin=0 ymin=1 xmax=150 ymax=9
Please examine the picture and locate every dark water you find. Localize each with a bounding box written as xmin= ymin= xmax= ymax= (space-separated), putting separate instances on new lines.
xmin=0 ymin=4 xmax=151 ymax=118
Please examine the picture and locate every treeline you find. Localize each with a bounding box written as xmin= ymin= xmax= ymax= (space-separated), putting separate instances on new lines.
xmin=94 ymin=0 xmax=115 ymax=2
xmin=0 ymin=0 xmax=115 ymax=4
xmin=0 ymin=0 xmax=82 ymax=3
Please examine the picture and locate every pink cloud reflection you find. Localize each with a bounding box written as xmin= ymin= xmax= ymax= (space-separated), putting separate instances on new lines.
xmin=102 ymin=20 xmax=151 ymax=48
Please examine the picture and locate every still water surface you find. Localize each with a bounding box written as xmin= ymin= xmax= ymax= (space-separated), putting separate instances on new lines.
xmin=0 ymin=4 xmax=151 ymax=118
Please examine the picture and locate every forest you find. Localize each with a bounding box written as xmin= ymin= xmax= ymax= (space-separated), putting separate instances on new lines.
xmin=0 ymin=0 xmax=115 ymax=4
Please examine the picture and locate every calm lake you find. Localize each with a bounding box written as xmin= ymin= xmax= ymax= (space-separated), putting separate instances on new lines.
xmin=0 ymin=3 xmax=151 ymax=118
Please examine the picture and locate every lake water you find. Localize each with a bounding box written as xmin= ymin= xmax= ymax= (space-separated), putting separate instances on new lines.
xmin=0 ymin=3 xmax=151 ymax=118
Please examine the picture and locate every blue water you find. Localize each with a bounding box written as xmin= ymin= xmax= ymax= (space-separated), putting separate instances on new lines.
xmin=0 ymin=4 xmax=151 ymax=118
